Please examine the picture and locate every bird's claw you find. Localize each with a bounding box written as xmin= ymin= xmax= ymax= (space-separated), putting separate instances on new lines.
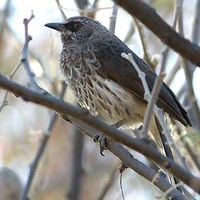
xmin=93 ymin=134 xmax=107 ymax=156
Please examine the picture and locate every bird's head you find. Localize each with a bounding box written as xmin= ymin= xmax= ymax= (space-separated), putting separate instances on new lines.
xmin=45 ymin=16 xmax=107 ymax=45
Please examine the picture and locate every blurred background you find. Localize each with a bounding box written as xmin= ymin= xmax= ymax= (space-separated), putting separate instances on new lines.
xmin=0 ymin=0 xmax=199 ymax=199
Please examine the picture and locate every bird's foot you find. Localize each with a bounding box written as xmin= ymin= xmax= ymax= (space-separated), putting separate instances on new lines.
xmin=93 ymin=120 xmax=124 ymax=156
xmin=93 ymin=133 xmax=107 ymax=156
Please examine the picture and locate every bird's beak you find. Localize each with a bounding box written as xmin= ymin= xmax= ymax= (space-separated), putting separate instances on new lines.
xmin=45 ymin=22 xmax=65 ymax=32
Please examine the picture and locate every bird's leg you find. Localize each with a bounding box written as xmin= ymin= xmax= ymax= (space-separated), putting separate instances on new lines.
xmin=93 ymin=120 xmax=125 ymax=156
xmin=93 ymin=134 xmax=107 ymax=156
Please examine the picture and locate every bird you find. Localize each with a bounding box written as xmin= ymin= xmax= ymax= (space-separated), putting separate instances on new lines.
xmin=45 ymin=16 xmax=191 ymax=149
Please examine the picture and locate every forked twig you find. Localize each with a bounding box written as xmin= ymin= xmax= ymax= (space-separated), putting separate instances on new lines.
xmin=0 ymin=12 xmax=37 ymax=111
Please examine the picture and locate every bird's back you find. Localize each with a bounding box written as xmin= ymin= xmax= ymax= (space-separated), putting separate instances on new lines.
xmin=89 ymin=34 xmax=191 ymax=126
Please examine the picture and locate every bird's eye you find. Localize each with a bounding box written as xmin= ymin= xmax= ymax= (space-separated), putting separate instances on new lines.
xmin=73 ymin=22 xmax=82 ymax=31
xmin=63 ymin=21 xmax=83 ymax=32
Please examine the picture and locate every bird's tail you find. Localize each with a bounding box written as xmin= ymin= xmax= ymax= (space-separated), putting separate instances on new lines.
xmin=152 ymin=116 xmax=182 ymax=192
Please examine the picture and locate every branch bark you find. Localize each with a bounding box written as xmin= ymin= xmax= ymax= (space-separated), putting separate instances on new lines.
xmin=113 ymin=0 xmax=200 ymax=67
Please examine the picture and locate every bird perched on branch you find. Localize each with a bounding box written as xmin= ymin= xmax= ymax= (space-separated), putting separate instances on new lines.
xmin=45 ymin=16 xmax=191 ymax=150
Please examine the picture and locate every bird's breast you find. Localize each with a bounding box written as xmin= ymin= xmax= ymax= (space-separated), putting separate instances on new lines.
xmin=60 ymin=47 xmax=146 ymax=125
xmin=70 ymin=70 xmax=146 ymax=125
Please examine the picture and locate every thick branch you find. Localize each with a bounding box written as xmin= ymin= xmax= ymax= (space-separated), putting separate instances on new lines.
xmin=68 ymin=118 xmax=186 ymax=200
xmin=0 ymin=75 xmax=200 ymax=194
xmin=114 ymin=0 xmax=200 ymax=67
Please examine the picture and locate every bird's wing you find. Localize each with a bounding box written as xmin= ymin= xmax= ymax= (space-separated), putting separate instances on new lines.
xmin=90 ymin=36 xmax=191 ymax=126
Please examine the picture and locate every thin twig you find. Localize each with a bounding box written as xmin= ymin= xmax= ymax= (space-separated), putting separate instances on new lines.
xmin=190 ymin=0 xmax=200 ymax=43
xmin=0 ymin=12 xmax=35 ymax=111
xmin=123 ymin=22 xmax=135 ymax=43
xmin=142 ymin=47 xmax=169 ymax=135
xmin=133 ymin=18 xmax=155 ymax=69
xmin=176 ymin=123 xmax=200 ymax=172
xmin=0 ymin=62 xmax=21 ymax=111
xmin=130 ymin=0 xmax=187 ymax=167
xmin=182 ymin=59 xmax=200 ymax=129
xmin=1 ymin=19 xmax=46 ymax=80
xmin=164 ymin=57 xmax=180 ymax=85
xmin=122 ymin=53 xmax=188 ymax=169
xmin=142 ymin=0 xmax=183 ymax=135
xmin=119 ymin=172 xmax=125 ymax=200
xmin=55 ymin=0 xmax=67 ymax=20
xmin=172 ymin=0 xmax=183 ymax=29
xmin=21 ymin=12 xmax=41 ymax=90
xmin=0 ymin=90 xmax=9 ymax=111
xmin=57 ymin=4 xmax=113 ymax=14
xmin=178 ymin=0 xmax=200 ymax=130
xmin=109 ymin=3 xmax=118 ymax=34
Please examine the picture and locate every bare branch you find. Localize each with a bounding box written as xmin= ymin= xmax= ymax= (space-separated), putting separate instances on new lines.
xmin=0 ymin=75 xmax=199 ymax=194
xmin=113 ymin=0 xmax=200 ymax=67
xmin=172 ymin=0 xmax=183 ymax=29
xmin=58 ymin=5 xmax=113 ymax=14
xmin=55 ymin=0 xmax=67 ymax=20
xmin=133 ymin=18 xmax=155 ymax=69
xmin=182 ymin=59 xmax=200 ymax=129
xmin=124 ymin=1 xmax=187 ymax=168
xmin=0 ymin=56 xmax=21 ymax=111
xmin=0 ymin=12 xmax=37 ymax=111
xmin=123 ymin=22 xmax=135 ymax=43
xmin=141 ymin=0 xmax=182 ymax=135
xmin=178 ymin=0 xmax=200 ymax=130
xmin=69 ymin=118 xmax=186 ymax=200
xmin=142 ymin=47 xmax=169 ymax=135
xmin=122 ymin=52 xmax=188 ymax=169
xmin=21 ymin=12 xmax=41 ymax=90
xmin=109 ymin=3 xmax=118 ymax=34
xmin=164 ymin=57 xmax=180 ymax=85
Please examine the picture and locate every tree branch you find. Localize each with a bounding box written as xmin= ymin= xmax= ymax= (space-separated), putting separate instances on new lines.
xmin=21 ymin=12 xmax=40 ymax=90
xmin=0 ymin=75 xmax=199 ymax=195
xmin=67 ymin=117 xmax=186 ymax=200
xmin=113 ymin=0 xmax=200 ymax=67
